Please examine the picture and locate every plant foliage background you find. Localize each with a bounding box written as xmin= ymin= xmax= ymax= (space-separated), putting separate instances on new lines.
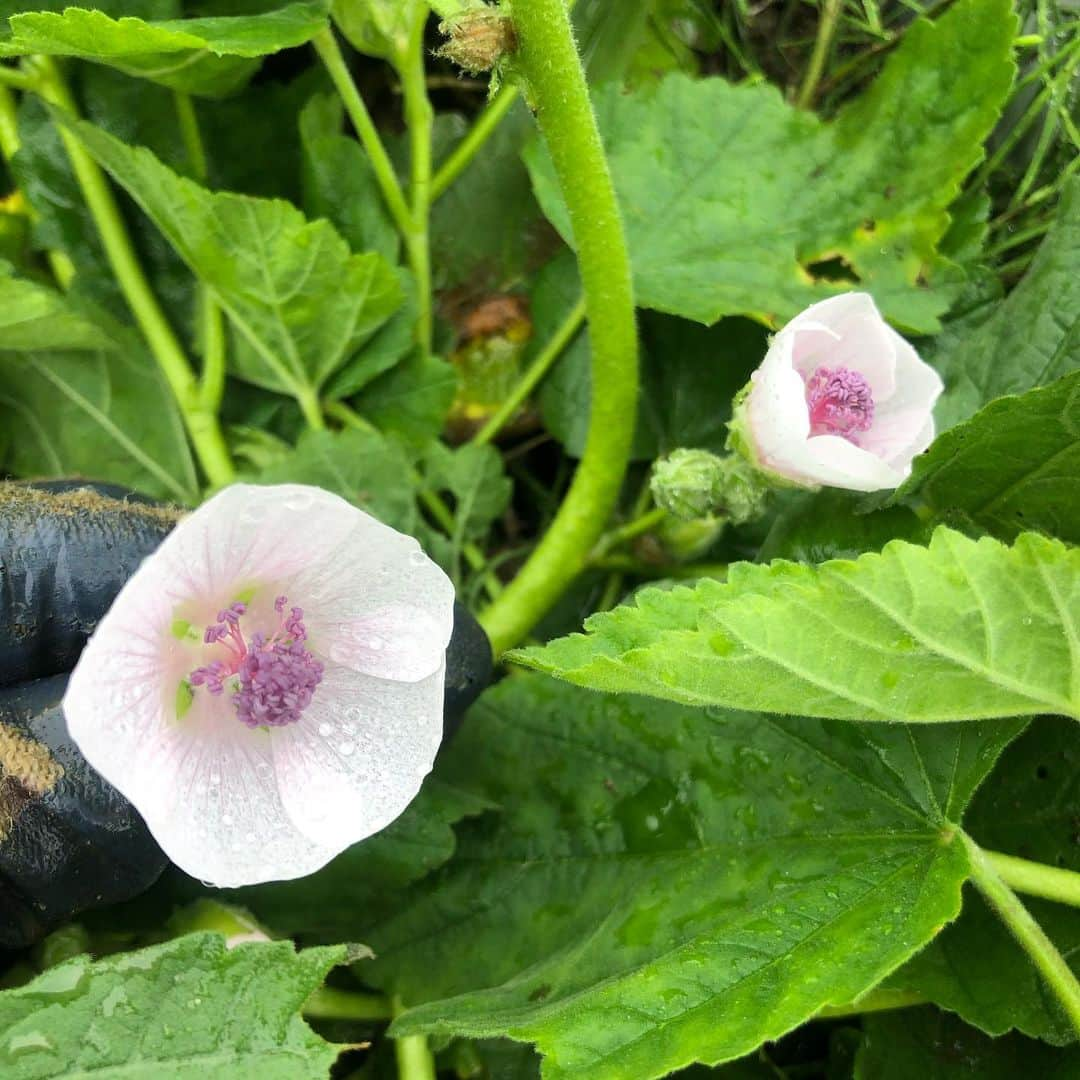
xmin=0 ymin=0 xmax=1078 ymax=1077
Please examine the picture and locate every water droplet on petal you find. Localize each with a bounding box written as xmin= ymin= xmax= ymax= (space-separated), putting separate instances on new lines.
xmin=318 ymin=722 xmax=333 ymax=737
xmin=339 ymin=741 xmax=355 ymax=757
xmin=409 ymin=550 xmax=427 ymax=566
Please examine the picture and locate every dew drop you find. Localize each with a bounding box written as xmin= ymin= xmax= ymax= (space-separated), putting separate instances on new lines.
xmin=409 ymin=550 xmax=427 ymax=566
xmin=339 ymin=741 xmax=356 ymax=756
xmin=222 ymin=814 xmax=234 ymax=826
xmin=318 ymin=722 xmax=333 ymax=737
xmin=285 ymin=492 xmax=315 ymax=511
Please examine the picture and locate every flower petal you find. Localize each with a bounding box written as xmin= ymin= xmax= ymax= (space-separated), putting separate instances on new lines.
xmin=787 ymin=293 xmax=897 ymax=399
xmin=797 ymin=434 xmax=906 ymax=492
xmin=271 ymin=661 xmax=445 ymax=850
xmin=64 ymin=664 xmax=337 ymax=886
xmin=291 ymin=530 xmax=454 ymax=682
xmin=745 ymin=331 xmax=812 ymax=470
xmin=315 ymin=605 xmax=451 ymax=682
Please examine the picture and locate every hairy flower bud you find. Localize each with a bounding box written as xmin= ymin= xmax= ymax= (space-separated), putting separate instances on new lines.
xmin=651 ymin=449 xmax=769 ymax=525
xmin=439 ymin=7 xmax=516 ymax=74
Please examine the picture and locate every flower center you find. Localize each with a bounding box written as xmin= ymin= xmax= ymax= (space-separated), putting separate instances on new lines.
xmin=189 ymin=596 xmax=324 ymax=728
xmin=804 ymin=365 xmax=875 ymax=443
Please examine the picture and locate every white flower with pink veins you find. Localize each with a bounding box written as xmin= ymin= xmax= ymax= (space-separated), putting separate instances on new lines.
xmin=737 ymin=292 xmax=944 ymax=492
xmin=63 ymin=484 xmax=455 ymax=887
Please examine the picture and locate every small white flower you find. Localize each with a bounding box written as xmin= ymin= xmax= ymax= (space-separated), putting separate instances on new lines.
xmin=736 ymin=293 xmax=944 ymax=492
xmin=63 ymin=484 xmax=455 ymax=888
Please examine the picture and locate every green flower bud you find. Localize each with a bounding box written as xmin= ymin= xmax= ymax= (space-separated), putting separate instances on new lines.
xmin=650 ymin=448 xmax=725 ymax=521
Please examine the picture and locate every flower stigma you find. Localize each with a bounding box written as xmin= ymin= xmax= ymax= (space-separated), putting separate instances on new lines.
xmin=189 ymin=595 xmax=324 ymax=728
xmin=804 ymin=365 xmax=875 ymax=443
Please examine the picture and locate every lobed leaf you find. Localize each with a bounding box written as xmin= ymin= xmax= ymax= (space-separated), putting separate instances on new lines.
xmin=932 ymin=177 xmax=1080 ymax=430
xmin=525 ymin=0 xmax=1016 ymax=332
xmin=0 ymin=934 xmax=344 ymax=1077
xmin=61 ymin=118 xmax=402 ymax=409
xmin=898 ymin=371 xmax=1080 ymax=544
xmin=511 ymin=528 xmax=1080 ymax=723
xmin=0 ymin=2 xmax=330 ymax=97
xmin=0 ymin=267 xmax=197 ymax=501
xmin=369 ymin=675 xmax=1023 ymax=1079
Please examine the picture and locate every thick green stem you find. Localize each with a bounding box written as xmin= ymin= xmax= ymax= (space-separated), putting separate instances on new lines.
xmin=796 ymin=0 xmax=843 ymax=109
xmin=392 ymin=999 xmax=436 ymax=1080
xmin=986 ymin=850 xmax=1080 ymax=908
xmin=964 ymin=833 xmax=1080 ymax=1037
xmin=432 ymin=82 xmax=520 ymax=200
xmin=32 ymin=58 xmax=233 ymax=489
xmin=400 ymin=16 xmax=434 ymax=355
xmin=312 ymin=28 xmax=414 ymax=237
xmin=303 ymin=986 xmax=392 ymax=1022
xmin=471 ymin=295 xmax=586 ymax=447
xmin=479 ymin=0 xmax=638 ymax=655
xmin=173 ymin=92 xmax=227 ymax=414
xmin=0 ymin=65 xmax=35 ymax=92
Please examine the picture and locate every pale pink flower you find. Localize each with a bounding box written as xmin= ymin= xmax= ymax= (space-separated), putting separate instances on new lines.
xmin=63 ymin=484 xmax=455 ymax=887
xmin=735 ymin=293 xmax=943 ymax=492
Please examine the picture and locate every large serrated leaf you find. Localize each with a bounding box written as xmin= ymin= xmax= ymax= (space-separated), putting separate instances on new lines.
xmin=897 ymin=371 xmax=1080 ymax=544
xmin=62 ymin=118 xmax=402 ymax=410
xmin=0 ymin=267 xmax=198 ymax=501
xmin=367 ymin=675 xmax=1023 ymax=1080
xmin=0 ymin=934 xmax=344 ymax=1077
xmin=932 ymin=177 xmax=1080 ymax=430
xmin=0 ymin=2 xmax=330 ymax=97
xmin=525 ymin=0 xmax=1015 ymax=332
xmin=511 ymin=529 xmax=1080 ymax=723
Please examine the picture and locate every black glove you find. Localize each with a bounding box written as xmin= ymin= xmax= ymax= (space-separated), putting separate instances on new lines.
xmin=0 ymin=481 xmax=492 ymax=948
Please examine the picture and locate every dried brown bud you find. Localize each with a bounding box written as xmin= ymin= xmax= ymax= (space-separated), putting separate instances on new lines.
xmin=439 ymin=7 xmax=516 ymax=74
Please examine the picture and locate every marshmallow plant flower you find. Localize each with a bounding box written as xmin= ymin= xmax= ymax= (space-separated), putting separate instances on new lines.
xmin=735 ymin=292 xmax=944 ymax=492
xmin=63 ymin=484 xmax=455 ymax=887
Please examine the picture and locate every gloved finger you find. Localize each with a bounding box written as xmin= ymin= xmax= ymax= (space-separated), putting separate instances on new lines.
xmin=0 ymin=482 xmax=178 ymax=687
xmin=0 ymin=673 xmax=167 ymax=949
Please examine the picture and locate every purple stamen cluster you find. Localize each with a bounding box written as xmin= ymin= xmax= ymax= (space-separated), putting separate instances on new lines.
xmin=805 ymin=365 xmax=875 ymax=443
xmin=189 ymin=595 xmax=324 ymax=728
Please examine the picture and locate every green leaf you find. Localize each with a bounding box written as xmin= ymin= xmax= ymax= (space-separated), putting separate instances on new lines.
xmin=856 ymin=1007 xmax=1080 ymax=1079
xmin=299 ymin=92 xmax=398 ymax=263
xmin=64 ymin=118 xmax=402 ymax=409
xmin=219 ymin=780 xmax=492 ymax=942
xmin=511 ymin=528 xmax=1080 ymax=723
xmin=354 ymin=351 xmax=458 ymax=446
xmin=887 ymin=716 xmax=1080 ymax=1044
xmin=421 ymin=441 xmax=511 ymax=582
xmin=933 ymin=177 xmax=1080 ymax=430
xmin=0 ymin=268 xmax=198 ymax=502
xmin=0 ymin=2 xmax=330 ymax=97
xmin=428 ymin=106 xmax=546 ymax=292
xmin=897 ymin=371 xmax=1080 ymax=544
xmin=367 ymin=674 xmax=1022 ymax=1079
xmin=330 ymin=0 xmax=424 ymax=64
xmin=525 ymin=0 xmax=1016 ymax=331
xmin=0 ymin=933 xmax=344 ymax=1077
xmin=257 ymin=427 xmax=418 ymax=531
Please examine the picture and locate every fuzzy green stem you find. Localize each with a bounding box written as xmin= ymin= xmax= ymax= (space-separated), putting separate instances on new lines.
xmin=0 ymin=65 xmax=35 ymax=92
xmin=400 ymin=16 xmax=434 ymax=355
xmin=471 ymin=296 xmax=586 ymax=447
xmin=34 ymin=57 xmax=233 ymax=488
xmin=432 ymin=83 xmax=520 ymax=200
xmin=796 ymin=0 xmax=843 ymax=109
xmin=0 ymin=83 xmax=19 ymax=159
xmin=173 ymin=91 xmax=228 ymax=414
xmin=964 ymin=833 xmax=1080 ymax=1037
xmin=592 ymin=506 xmax=667 ymax=558
xmin=479 ymin=0 xmax=639 ymax=655
xmin=303 ymin=986 xmax=392 ymax=1022
xmin=985 ymin=850 xmax=1080 ymax=908
xmin=312 ymin=28 xmax=414 ymax=238
xmin=392 ymin=999 xmax=437 ymax=1080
